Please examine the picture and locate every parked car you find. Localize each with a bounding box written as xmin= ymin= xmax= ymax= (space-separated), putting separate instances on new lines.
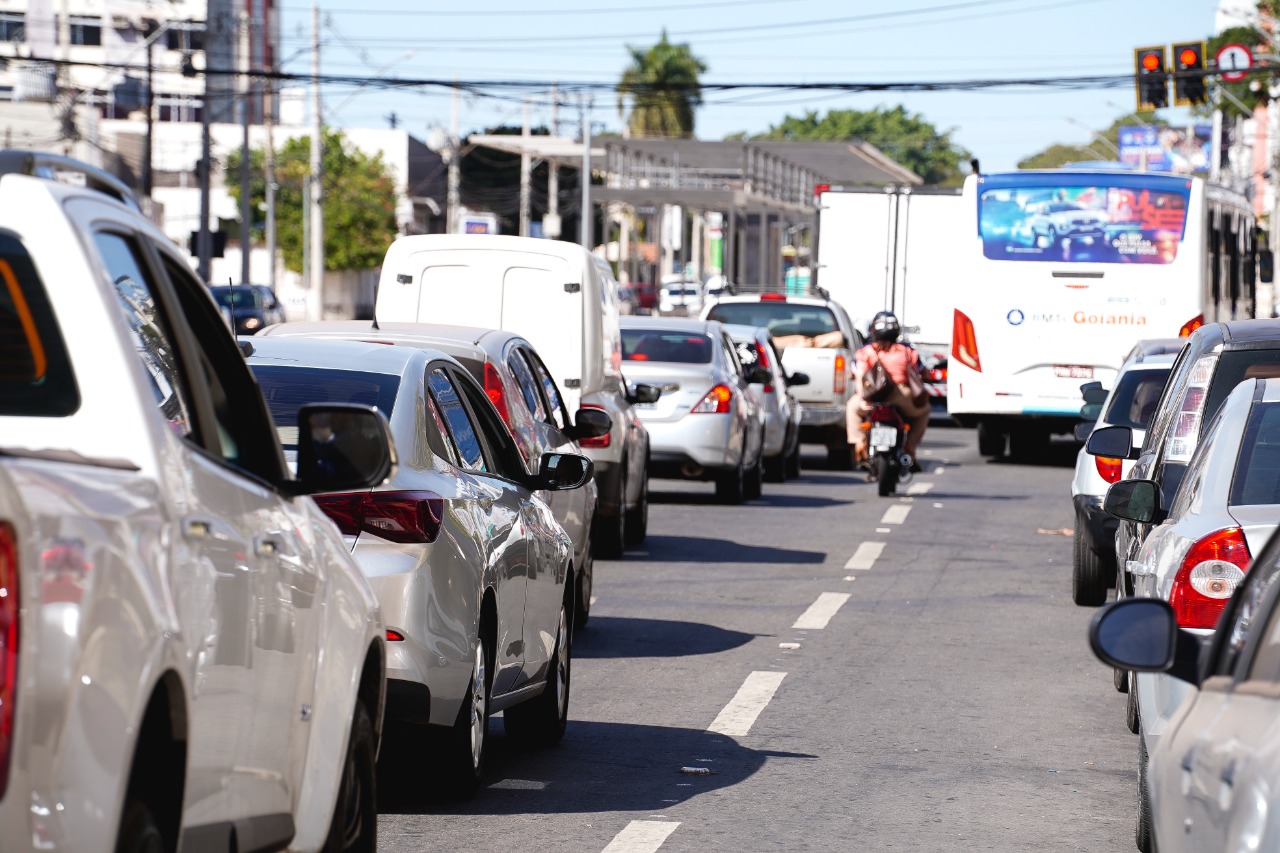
xmin=209 ymin=282 xmax=281 ymax=334
xmin=244 ymin=335 xmax=593 ymax=795
xmin=1102 ymin=376 xmax=1280 ymax=847
xmin=258 ymin=320 xmax=608 ymax=628
xmin=0 ymin=150 xmax=391 ymax=852
xmin=1071 ymin=340 xmax=1182 ymax=606
xmin=1088 ymin=514 xmax=1280 ymax=853
xmin=724 ymin=323 xmax=808 ymax=481
xmin=658 ymin=276 xmax=704 ymax=315
xmin=371 ymin=234 xmax=652 ymax=559
xmin=620 ymin=316 xmax=768 ymax=503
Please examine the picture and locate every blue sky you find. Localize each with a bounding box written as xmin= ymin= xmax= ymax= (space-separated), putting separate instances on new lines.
xmin=278 ymin=0 xmax=1225 ymax=174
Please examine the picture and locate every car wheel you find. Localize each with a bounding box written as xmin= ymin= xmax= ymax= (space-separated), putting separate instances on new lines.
xmin=574 ymin=551 xmax=593 ymax=630
xmin=876 ymin=455 xmax=897 ymax=497
xmin=594 ymin=471 xmax=627 ymax=559
xmin=785 ymin=436 xmax=802 ymax=479
xmin=433 ymin=634 xmax=489 ymax=799
xmin=744 ymin=451 xmax=764 ymax=500
xmin=115 ymin=799 xmax=164 ymax=853
xmin=624 ymin=473 xmax=648 ymax=546
xmin=322 ymin=700 xmax=377 ymax=853
xmin=764 ymin=451 xmax=786 ymax=483
xmin=826 ymin=441 xmax=853 ymax=470
xmin=1072 ymin=521 xmax=1108 ymax=607
xmin=1136 ymin=734 xmax=1153 ymax=853
xmin=504 ymin=595 xmax=571 ymax=746
xmin=715 ymin=462 xmax=745 ymax=504
xmin=1114 ymin=666 xmax=1129 ymax=694
xmin=1008 ymin=426 xmax=1050 ymax=461
xmin=1126 ymin=683 xmax=1140 ymax=735
xmin=976 ymin=422 xmax=1006 ymax=458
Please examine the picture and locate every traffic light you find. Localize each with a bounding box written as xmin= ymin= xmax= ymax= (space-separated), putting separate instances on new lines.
xmin=1172 ymin=41 xmax=1207 ymax=106
xmin=1134 ymin=46 xmax=1168 ymax=111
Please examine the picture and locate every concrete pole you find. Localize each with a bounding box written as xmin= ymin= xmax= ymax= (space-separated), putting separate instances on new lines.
xmin=548 ymin=84 xmax=559 ymax=227
xmin=265 ymin=84 xmax=277 ymax=290
xmin=447 ymin=84 xmax=460 ymax=233
xmin=309 ymin=4 xmax=324 ymax=319
xmin=580 ymin=96 xmax=592 ymax=249
xmin=519 ymin=97 xmax=531 ymax=236
xmin=239 ymin=8 xmax=252 ymax=286
xmin=197 ymin=44 xmax=212 ymax=283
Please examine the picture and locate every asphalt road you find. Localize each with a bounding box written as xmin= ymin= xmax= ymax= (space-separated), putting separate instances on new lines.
xmin=377 ymin=427 xmax=1139 ymax=852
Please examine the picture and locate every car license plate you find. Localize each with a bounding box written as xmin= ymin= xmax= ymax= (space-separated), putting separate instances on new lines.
xmin=1053 ymin=365 xmax=1094 ymax=379
xmin=870 ymin=426 xmax=897 ymax=447
xmin=633 ymin=401 xmax=657 ymax=410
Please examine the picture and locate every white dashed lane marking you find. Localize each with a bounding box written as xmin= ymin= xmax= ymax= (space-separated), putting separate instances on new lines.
xmin=881 ymin=504 xmax=912 ymax=525
xmin=601 ymin=821 xmax=681 ymax=853
xmin=906 ymin=481 xmax=934 ymax=496
xmin=708 ymin=671 xmax=787 ymax=737
xmin=792 ymin=592 xmax=851 ymax=630
xmin=845 ymin=541 xmax=885 ymax=570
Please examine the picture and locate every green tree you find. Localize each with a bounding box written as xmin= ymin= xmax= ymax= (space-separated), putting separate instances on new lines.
xmin=617 ymin=30 xmax=708 ymax=138
xmin=227 ymin=129 xmax=398 ymax=272
xmin=743 ymin=106 xmax=971 ymax=185
xmin=1016 ymin=113 xmax=1155 ymax=170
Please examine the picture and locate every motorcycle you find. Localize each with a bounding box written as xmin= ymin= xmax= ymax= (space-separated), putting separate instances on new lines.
xmin=864 ymin=403 xmax=914 ymax=497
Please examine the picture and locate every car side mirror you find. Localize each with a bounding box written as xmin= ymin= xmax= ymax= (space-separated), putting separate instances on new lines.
xmin=292 ymin=404 xmax=396 ymax=495
xmin=1082 ymin=386 xmax=1109 ymax=405
xmin=746 ymin=364 xmax=772 ymax=384
xmin=1260 ymin=248 xmax=1274 ymax=284
xmin=1088 ymin=598 xmax=1205 ymax=685
xmin=1103 ymin=478 xmax=1162 ymax=524
xmin=788 ymin=371 xmax=810 ymax=387
xmin=627 ymin=383 xmax=662 ymax=405
xmin=571 ymin=407 xmax=613 ymax=441
xmin=1080 ymin=380 xmax=1103 ymax=396
xmin=1073 ymin=421 xmax=1095 ymax=442
xmin=533 ymin=452 xmax=594 ymax=491
xmin=1079 ymin=402 xmax=1103 ymax=422
xmin=1085 ymin=424 xmax=1136 ymax=460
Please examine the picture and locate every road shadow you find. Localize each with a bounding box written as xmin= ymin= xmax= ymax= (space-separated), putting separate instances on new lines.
xmin=377 ymin=719 xmax=816 ymax=816
xmin=649 ymin=487 xmax=851 ymax=510
xmin=633 ymin=534 xmax=826 ymax=565
xmin=989 ymin=440 xmax=1081 ymax=469
xmin=572 ymin=616 xmax=756 ymax=659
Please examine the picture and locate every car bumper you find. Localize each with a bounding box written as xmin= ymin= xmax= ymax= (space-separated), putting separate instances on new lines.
xmin=645 ymin=415 xmax=740 ymax=476
xmin=1073 ymin=493 xmax=1117 ymax=565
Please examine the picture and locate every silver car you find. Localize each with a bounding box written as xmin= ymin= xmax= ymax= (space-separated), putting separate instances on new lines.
xmin=1104 ymin=376 xmax=1280 ymax=848
xmin=258 ymin=320 xmax=607 ymax=628
xmin=620 ymin=316 xmax=768 ymax=503
xmin=244 ymin=336 xmax=593 ymax=796
xmin=724 ymin=323 xmax=808 ymax=481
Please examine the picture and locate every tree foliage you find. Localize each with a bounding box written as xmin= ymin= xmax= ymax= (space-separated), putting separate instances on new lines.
xmin=617 ymin=30 xmax=708 ymax=139
xmin=227 ymin=129 xmax=398 ymax=273
xmin=742 ymin=106 xmax=971 ymax=185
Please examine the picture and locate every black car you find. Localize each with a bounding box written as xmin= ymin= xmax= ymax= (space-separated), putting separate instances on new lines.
xmin=210 ymin=284 xmax=284 ymax=335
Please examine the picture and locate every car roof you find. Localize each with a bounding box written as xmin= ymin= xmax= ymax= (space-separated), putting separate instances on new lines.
xmin=721 ymin=323 xmax=770 ymax=342
xmin=242 ymin=334 xmax=445 ymax=375
xmin=1218 ymin=319 xmax=1280 ymax=345
xmin=709 ymin=294 xmax=830 ymax=307
xmin=259 ymin=320 xmax=514 ymax=361
xmin=621 ymin=315 xmax=720 ymax=334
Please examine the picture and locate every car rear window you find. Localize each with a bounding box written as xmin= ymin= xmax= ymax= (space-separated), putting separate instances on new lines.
xmin=1231 ymin=402 xmax=1280 ymax=506
xmin=622 ymin=330 xmax=713 ymax=364
xmin=0 ymin=230 xmax=79 ymax=416
xmin=1206 ymin=351 xmax=1280 ymax=434
xmin=249 ymin=365 xmax=400 ymax=448
xmin=1103 ymin=367 xmax=1171 ymax=430
xmin=706 ymin=301 xmax=838 ymax=338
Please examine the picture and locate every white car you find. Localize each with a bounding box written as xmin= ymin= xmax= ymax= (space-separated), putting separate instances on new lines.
xmin=658 ymin=280 xmax=704 ymax=315
xmin=724 ymin=324 xmax=808 ymax=481
xmin=0 ymin=151 xmax=391 ymax=852
xmin=1071 ymin=341 xmax=1181 ymax=605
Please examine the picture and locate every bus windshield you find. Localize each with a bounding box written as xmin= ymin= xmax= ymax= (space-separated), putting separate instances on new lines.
xmin=978 ymin=174 xmax=1191 ymax=265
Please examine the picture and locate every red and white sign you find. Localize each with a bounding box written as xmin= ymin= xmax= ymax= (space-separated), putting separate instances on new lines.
xmin=1216 ymin=43 xmax=1253 ymax=81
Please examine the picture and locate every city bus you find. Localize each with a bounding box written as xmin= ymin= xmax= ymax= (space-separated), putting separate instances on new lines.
xmin=946 ymin=167 xmax=1266 ymax=457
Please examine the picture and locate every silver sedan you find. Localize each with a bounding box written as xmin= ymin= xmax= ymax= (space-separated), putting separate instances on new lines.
xmin=620 ymin=316 xmax=767 ymax=503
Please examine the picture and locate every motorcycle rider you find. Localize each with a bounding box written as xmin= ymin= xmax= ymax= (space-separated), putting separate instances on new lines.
xmin=847 ymin=311 xmax=929 ymax=471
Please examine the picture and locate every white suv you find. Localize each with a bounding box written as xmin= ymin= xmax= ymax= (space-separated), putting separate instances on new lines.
xmin=0 ymin=151 xmax=392 ymax=853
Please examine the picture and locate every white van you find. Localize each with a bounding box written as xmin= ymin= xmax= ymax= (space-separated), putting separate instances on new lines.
xmin=374 ymin=234 xmax=653 ymax=558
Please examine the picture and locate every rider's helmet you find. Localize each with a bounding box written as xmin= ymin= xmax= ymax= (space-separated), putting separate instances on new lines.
xmin=869 ymin=310 xmax=901 ymax=344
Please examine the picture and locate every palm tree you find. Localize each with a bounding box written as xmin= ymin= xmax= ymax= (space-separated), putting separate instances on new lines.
xmin=617 ymin=30 xmax=708 ymax=139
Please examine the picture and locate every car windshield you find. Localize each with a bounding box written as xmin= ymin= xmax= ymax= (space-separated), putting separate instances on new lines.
xmin=1231 ymin=402 xmax=1280 ymax=506
xmin=210 ymin=286 xmax=262 ymax=309
xmin=621 ymin=330 xmax=713 ymax=364
xmin=249 ymin=365 xmax=400 ymax=448
xmin=1103 ymin=367 xmax=1171 ymax=431
xmin=665 ymin=287 xmax=699 ymax=297
xmin=706 ymin=302 xmax=838 ymax=338
xmin=0 ymin=230 xmax=79 ymax=416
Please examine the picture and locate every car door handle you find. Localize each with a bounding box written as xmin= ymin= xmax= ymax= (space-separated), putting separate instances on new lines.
xmin=183 ymin=518 xmax=212 ymax=540
xmin=254 ymin=537 xmax=281 ymax=557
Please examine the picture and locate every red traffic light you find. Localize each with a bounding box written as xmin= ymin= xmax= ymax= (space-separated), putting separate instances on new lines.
xmin=1142 ymin=53 xmax=1161 ymax=71
xmin=1179 ymin=47 xmax=1199 ymax=66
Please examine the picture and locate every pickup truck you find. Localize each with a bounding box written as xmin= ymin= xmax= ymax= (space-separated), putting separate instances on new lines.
xmin=0 ymin=151 xmax=393 ymax=853
xmin=703 ymin=292 xmax=865 ymax=468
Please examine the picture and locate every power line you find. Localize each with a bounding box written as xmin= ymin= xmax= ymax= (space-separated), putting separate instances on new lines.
xmin=280 ymin=0 xmax=804 ymax=16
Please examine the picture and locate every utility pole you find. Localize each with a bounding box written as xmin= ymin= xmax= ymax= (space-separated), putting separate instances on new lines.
xmin=309 ymin=4 xmax=324 ymax=319
xmin=265 ymin=96 xmax=277 ymax=291
xmin=547 ymin=84 xmax=559 ymax=232
xmin=580 ymin=95 xmax=592 ymax=249
xmin=447 ymin=83 xmax=461 ymax=234
xmin=142 ymin=18 xmax=156 ymax=200
xmin=519 ymin=97 xmax=531 ymax=236
xmin=196 ymin=29 xmax=213 ymax=283
xmin=239 ymin=7 xmax=252 ymax=286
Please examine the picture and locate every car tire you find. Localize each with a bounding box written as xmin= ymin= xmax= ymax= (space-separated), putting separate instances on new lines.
xmin=322 ymin=700 xmax=377 ymax=853
xmin=574 ymin=550 xmax=593 ymax=630
xmin=115 ymin=799 xmax=164 ymax=853
xmin=1008 ymin=426 xmax=1050 ymax=461
xmin=764 ymin=451 xmax=786 ymax=483
xmin=1114 ymin=666 xmax=1129 ymax=694
xmin=624 ymin=473 xmax=648 ymax=546
xmin=976 ymin=422 xmax=1006 ymax=457
xmin=433 ymin=634 xmax=489 ymax=799
xmin=594 ymin=471 xmax=627 ymax=559
xmin=1072 ymin=521 xmax=1109 ymax=607
xmin=503 ymin=595 xmax=571 ymax=747
xmin=1126 ymin=683 xmax=1140 ymax=735
xmin=1136 ymin=734 xmax=1154 ymax=853
xmin=875 ymin=455 xmax=897 ymax=497
xmin=715 ymin=462 xmax=745 ymax=504
xmin=826 ymin=441 xmax=854 ymax=470
xmin=744 ymin=451 xmax=764 ymax=500
xmin=785 ymin=437 xmax=802 ymax=479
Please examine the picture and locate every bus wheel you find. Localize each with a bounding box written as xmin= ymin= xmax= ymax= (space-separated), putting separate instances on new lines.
xmin=976 ymin=422 xmax=1006 ymax=457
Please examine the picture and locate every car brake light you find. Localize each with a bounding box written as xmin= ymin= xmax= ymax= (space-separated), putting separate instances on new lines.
xmin=1166 ymin=355 xmax=1217 ymax=462
xmin=386 ymin=629 xmax=405 ymax=642
xmin=759 ymin=293 xmax=787 ymax=302
xmin=952 ymin=309 xmax=981 ymax=372
xmin=1170 ymin=527 xmax=1249 ymax=629
xmin=0 ymin=522 xmax=18 ymax=800
xmin=1094 ymin=455 xmax=1123 ymax=484
xmin=312 ymin=491 xmax=445 ymax=544
xmin=484 ymin=363 xmax=511 ymax=426
xmin=753 ymin=345 xmax=774 ymax=392
xmin=692 ymin=384 xmax=734 ymax=414
xmin=1179 ymin=314 xmax=1205 ymax=337
xmin=834 ymin=355 xmax=847 ymax=394
xmin=578 ymin=404 xmax=611 ymax=447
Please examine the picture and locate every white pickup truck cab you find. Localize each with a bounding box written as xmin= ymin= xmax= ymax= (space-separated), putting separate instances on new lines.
xmin=703 ymin=292 xmax=864 ymax=468
xmin=0 ymin=152 xmax=393 ymax=853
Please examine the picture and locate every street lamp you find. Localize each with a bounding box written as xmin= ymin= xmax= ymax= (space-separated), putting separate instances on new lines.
xmin=1064 ymin=117 xmax=1120 ymax=156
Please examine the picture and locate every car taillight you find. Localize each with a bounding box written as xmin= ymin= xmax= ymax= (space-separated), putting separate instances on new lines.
xmin=759 ymin=293 xmax=787 ymax=302
xmin=834 ymin=355 xmax=847 ymax=394
xmin=754 ymin=345 xmax=774 ymax=392
xmin=386 ymin=629 xmax=405 ymax=642
xmin=312 ymin=491 xmax=445 ymax=544
xmin=1094 ymin=455 xmax=1123 ymax=484
xmin=1166 ymin=355 xmax=1217 ymax=462
xmin=1179 ymin=314 xmax=1205 ymax=337
xmin=692 ymin=384 xmax=734 ymax=414
xmin=1170 ymin=527 xmax=1250 ymax=629
xmin=952 ymin=309 xmax=981 ymax=372
xmin=0 ymin=522 xmax=18 ymax=800
xmin=577 ymin=404 xmax=611 ymax=447
xmin=484 ymin=363 xmax=511 ymax=426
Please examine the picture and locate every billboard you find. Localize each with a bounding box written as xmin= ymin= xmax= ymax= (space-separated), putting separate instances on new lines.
xmin=1118 ymin=125 xmax=1211 ymax=174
